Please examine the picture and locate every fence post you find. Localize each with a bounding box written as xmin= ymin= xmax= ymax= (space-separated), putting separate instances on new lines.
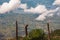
xmin=16 ymin=20 xmax=18 ymax=40
xmin=47 ymin=23 xmax=51 ymax=40
xmin=25 ymin=24 xmax=28 ymax=37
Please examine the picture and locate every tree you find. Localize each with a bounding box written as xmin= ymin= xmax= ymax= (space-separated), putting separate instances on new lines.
xmin=29 ymin=29 xmax=45 ymax=40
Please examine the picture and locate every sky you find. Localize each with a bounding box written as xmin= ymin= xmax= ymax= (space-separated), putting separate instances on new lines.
xmin=0 ymin=0 xmax=60 ymax=21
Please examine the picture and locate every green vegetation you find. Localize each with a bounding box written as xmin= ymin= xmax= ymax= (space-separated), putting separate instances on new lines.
xmin=22 ymin=29 xmax=60 ymax=40
xmin=23 ymin=29 xmax=46 ymax=40
xmin=51 ymin=29 xmax=60 ymax=40
xmin=8 ymin=29 xmax=60 ymax=40
xmin=9 ymin=29 xmax=45 ymax=40
xmin=51 ymin=29 xmax=60 ymax=36
xmin=28 ymin=29 xmax=45 ymax=40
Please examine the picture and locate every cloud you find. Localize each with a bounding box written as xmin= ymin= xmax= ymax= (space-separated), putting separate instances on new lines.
xmin=53 ymin=0 xmax=60 ymax=5
xmin=53 ymin=0 xmax=60 ymax=16
xmin=0 ymin=0 xmax=60 ymax=21
xmin=22 ymin=0 xmax=60 ymax=21
xmin=0 ymin=0 xmax=20 ymax=13
xmin=24 ymin=5 xmax=47 ymax=13
xmin=35 ymin=7 xmax=59 ymax=21
xmin=19 ymin=4 xmax=27 ymax=9
xmin=23 ymin=3 xmax=59 ymax=21
xmin=56 ymin=7 xmax=60 ymax=16
xmin=35 ymin=15 xmax=46 ymax=21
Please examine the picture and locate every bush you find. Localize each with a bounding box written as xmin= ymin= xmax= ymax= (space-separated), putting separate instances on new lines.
xmin=28 ymin=29 xmax=46 ymax=40
xmin=23 ymin=37 xmax=30 ymax=40
xmin=50 ymin=29 xmax=60 ymax=40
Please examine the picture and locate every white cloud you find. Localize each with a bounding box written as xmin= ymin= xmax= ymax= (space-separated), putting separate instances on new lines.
xmin=19 ymin=4 xmax=27 ymax=9
xmin=24 ymin=5 xmax=47 ymax=13
xmin=10 ymin=0 xmax=60 ymax=21
xmin=0 ymin=0 xmax=60 ymax=21
xmin=0 ymin=0 xmax=20 ymax=13
xmin=53 ymin=0 xmax=60 ymax=5
xmin=47 ymin=13 xmax=54 ymax=17
xmin=23 ymin=3 xmax=59 ymax=21
xmin=53 ymin=0 xmax=60 ymax=16
xmin=35 ymin=7 xmax=59 ymax=21
xmin=56 ymin=7 xmax=60 ymax=16
xmin=35 ymin=15 xmax=46 ymax=21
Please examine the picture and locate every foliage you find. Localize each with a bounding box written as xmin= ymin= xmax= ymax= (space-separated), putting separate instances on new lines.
xmin=9 ymin=29 xmax=60 ymax=40
xmin=50 ymin=29 xmax=60 ymax=40
xmin=23 ymin=37 xmax=30 ymax=40
xmin=28 ymin=29 xmax=46 ymax=40
xmin=9 ymin=36 xmax=21 ymax=40
xmin=51 ymin=37 xmax=60 ymax=40
xmin=51 ymin=29 xmax=60 ymax=36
